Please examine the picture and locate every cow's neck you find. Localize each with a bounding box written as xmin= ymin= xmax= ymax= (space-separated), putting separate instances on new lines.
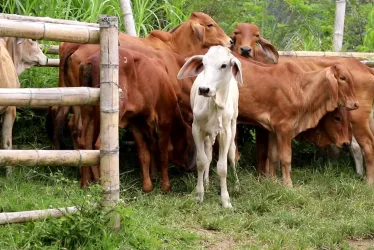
xmin=295 ymin=68 xmax=339 ymax=135
xmin=4 ymin=37 xmax=22 ymax=74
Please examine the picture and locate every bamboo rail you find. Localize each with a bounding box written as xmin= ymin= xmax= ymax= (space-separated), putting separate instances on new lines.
xmin=0 ymin=87 xmax=100 ymax=106
xmin=39 ymin=44 xmax=59 ymax=54
xmin=0 ymin=206 xmax=80 ymax=225
xmin=0 ymin=150 xmax=99 ymax=166
xmin=279 ymin=51 xmax=374 ymax=60
xmin=0 ymin=13 xmax=100 ymax=28
xmin=0 ymin=14 xmax=120 ymax=228
xmin=0 ymin=19 xmax=100 ymax=43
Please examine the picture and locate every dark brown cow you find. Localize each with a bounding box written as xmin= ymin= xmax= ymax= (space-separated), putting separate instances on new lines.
xmin=78 ymin=48 xmax=195 ymax=192
xmin=231 ymin=23 xmax=374 ymax=185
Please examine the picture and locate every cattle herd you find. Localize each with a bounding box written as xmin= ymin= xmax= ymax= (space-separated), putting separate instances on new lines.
xmin=2 ymin=12 xmax=374 ymax=207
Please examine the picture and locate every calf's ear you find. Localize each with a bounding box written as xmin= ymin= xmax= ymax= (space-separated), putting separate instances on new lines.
xmin=191 ymin=22 xmax=205 ymax=43
xmin=231 ymin=57 xmax=243 ymax=86
xmin=177 ymin=55 xmax=204 ymax=79
xmin=258 ymin=37 xmax=279 ymax=64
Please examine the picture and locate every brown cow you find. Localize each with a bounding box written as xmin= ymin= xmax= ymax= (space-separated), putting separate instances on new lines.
xmin=77 ymin=48 xmax=195 ymax=192
xmin=234 ymin=54 xmax=357 ymax=186
xmin=51 ymin=11 xmax=231 ymax=149
xmin=230 ymin=23 xmax=374 ymax=185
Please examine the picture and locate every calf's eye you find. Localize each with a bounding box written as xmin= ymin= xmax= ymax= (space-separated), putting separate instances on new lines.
xmin=339 ymin=76 xmax=346 ymax=81
xmin=221 ymin=64 xmax=227 ymax=69
xmin=334 ymin=116 xmax=341 ymax=122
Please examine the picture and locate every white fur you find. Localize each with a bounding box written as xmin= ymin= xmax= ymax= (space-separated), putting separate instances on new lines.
xmin=178 ymin=46 xmax=242 ymax=208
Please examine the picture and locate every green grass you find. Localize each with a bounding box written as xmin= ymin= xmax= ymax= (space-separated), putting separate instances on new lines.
xmin=1 ymin=155 xmax=374 ymax=249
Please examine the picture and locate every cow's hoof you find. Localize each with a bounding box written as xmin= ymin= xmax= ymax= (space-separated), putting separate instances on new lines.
xmin=161 ymin=183 xmax=171 ymax=193
xmin=142 ymin=183 xmax=153 ymax=193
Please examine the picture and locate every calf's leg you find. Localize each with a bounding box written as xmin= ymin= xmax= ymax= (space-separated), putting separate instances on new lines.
xmin=2 ymin=107 xmax=15 ymax=176
xmin=217 ymin=128 xmax=233 ymax=208
xmin=193 ymin=124 xmax=209 ymax=203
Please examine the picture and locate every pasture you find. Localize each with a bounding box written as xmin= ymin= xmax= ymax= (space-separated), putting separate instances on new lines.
xmin=1 ymin=131 xmax=374 ymax=249
xmin=1 ymin=1 xmax=374 ymax=249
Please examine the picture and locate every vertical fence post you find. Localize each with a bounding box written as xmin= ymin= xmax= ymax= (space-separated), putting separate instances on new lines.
xmin=99 ymin=15 xmax=120 ymax=230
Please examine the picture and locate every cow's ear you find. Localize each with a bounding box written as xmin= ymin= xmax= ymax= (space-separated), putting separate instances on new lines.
xmin=258 ymin=37 xmax=279 ymax=64
xmin=191 ymin=22 xmax=205 ymax=43
xmin=231 ymin=57 xmax=243 ymax=86
xmin=177 ymin=55 xmax=204 ymax=79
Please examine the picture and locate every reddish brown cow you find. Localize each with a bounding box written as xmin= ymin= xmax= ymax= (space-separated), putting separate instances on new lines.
xmin=231 ymin=23 xmax=374 ymax=185
xmin=78 ymin=48 xmax=195 ymax=192
xmin=52 ymin=11 xmax=231 ymax=150
xmin=230 ymin=23 xmax=356 ymax=174
xmin=234 ymin=54 xmax=357 ymax=186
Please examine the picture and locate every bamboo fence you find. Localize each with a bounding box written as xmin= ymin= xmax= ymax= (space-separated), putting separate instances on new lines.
xmin=0 ymin=14 xmax=120 ymax=228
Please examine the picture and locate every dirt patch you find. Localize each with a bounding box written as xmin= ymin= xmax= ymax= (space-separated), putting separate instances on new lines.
xmin=193 ymin=228 xmax=236 ymax=250
xmin=347 ymin=238 xmax=374 ymax=250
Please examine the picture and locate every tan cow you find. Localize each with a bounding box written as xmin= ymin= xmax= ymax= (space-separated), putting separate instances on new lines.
xmin=0 ymin=37 xmax=48 ymax=74
xmin=0 ymin=37 xmax=47 ymax=175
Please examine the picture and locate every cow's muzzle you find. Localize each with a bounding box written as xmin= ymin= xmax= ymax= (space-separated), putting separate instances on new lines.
xmin=240 ymin=46 xmax=252 ymax=57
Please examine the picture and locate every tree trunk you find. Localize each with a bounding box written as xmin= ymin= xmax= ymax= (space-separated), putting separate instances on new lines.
xmin=333 ymin=0 xmax=346 ymax=51
xmin=119 ymin=0 xmax=137 ymax=37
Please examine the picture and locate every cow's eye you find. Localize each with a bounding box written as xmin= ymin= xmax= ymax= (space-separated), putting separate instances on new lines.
xmin=221 ymin=64 xmax=227 ymax=69
xmin=255 ymin=34 xmax=260 ymax=38
xmin=207 ymin=24 xmax=214 ymax=28
xmin=334 ymin=116 xmax=341 ymax=122
xmin=340 ymin=76 xmax=346 ymax=81
xmin=234 ymin=32 xmax=239 ymax=35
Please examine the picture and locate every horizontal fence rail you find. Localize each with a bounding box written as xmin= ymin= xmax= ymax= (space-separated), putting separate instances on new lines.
xmin=0 ymin=150 xmax=99 ymax=166
xmin=0 ymin=206 xmax=80 ymax=225
xmin=0 ymin=14 xmax=100 ymax=27
xmin=0 ymin=19 xmax=100 ymax=43
xmin=0 ymin=87 xmax=100 ymax=106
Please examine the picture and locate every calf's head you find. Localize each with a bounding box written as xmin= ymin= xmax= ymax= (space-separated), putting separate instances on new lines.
xmin=230 ymin=23 xmax=279 ymax=64
xmin=186 ymin=12 xmax=233 ymax=48
xmin=177 ymin=46 xmax=243 ymax=102
xmin=2 ymin=37 xmax=48 ymax=74
xmin=326 ymin=64 xmax=359 ymax=110
xmin=319 ymin=107 xmax=352 ymax=148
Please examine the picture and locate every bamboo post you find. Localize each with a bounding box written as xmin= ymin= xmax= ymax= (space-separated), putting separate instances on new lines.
xmin=333 ymin=0 xmax=346 ymax=52
xmin=119 ymin=0 xmax=137 ymax=37
xmin=99 ymin=15 xmax=120 ymax=230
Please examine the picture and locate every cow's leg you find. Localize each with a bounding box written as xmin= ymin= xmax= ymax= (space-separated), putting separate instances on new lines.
xmin=132 ymin=126 xmax=153 ymax=192
xmin=2 ymin=107 xmax=15 ymax=176
xmin=193 ymin=123 xmax=208 ymax=203
xmin=256 ymin=127 xmax=269 ymax=175
xmin=350 ymin=136 xmax=364 ymax=176
xmin=276 ymin=135 xmax=293 ymax=187
xmin=228 ymin=120 xmax=239 ymax=190
xmin=217 ymin=127 xmax=232 ymax=208
xmin=267 ymin=132 xmax=279 ymax=180
xmin=352 ymin=123 xmax=374 ymax=184
xmin=157 ymin=126 xmax=172 ymax=193
xmin=203 ymin=136 xmax=213 ymax=189
xmin=53 ymin=106 xmax=70 ymax=149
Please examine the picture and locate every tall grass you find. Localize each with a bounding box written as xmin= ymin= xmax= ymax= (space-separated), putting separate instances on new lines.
xmin=2 ymin=0 xmax=190 ymax=36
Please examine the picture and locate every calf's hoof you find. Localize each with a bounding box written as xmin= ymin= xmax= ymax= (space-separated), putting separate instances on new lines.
xmin=222 ymin=201 xmax=233 ymax=209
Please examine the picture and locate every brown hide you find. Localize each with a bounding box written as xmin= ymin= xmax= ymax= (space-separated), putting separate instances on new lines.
xmin=78 ymin=48 xmax=195 ymax=192
xmin=235 ymin=55 xmax=357 ymax=186
xmin=230 ymin=23 xmax=359 ymax=177
xmin=51 ymin=12 xmax=229 ymax=151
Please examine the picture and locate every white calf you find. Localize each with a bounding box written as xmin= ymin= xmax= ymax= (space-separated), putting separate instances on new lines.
xmin=177 ymin=46 xmax=243 ymax=208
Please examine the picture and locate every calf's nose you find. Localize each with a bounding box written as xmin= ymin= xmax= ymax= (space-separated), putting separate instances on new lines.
xmin=198 ymin=87 xmax=210 ymax=95
xmin=342 ymin=142 xmax=351 ymax=151
xmin=240 ymin=46 xmax=252 ymax=56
